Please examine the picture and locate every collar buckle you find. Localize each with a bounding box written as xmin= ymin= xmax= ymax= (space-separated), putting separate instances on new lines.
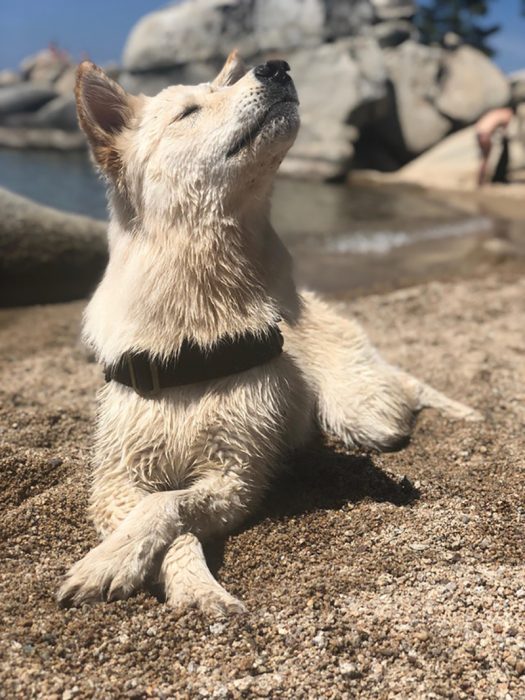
xmin=125 ymin=352 xmax=161 ymax=397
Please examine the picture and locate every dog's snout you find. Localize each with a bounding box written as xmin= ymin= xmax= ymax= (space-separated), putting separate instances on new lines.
xmin=253 ymin=60 xmax=291 ymax=86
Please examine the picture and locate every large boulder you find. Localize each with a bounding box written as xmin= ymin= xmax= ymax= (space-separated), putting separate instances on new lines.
xmin=122 ymin=0 xmax=374 ymax=72
xmin=383 ymin=107 xmax=525 ymax=190
xmin=119 ymin=62 xmax=218 ymax=96
xmin=0 ymin=187 xmax=107 ymax=306
xmin=20 ymin=47 xmax=70 ymax=84
xmin=0 ymin=126 xmax=85 ymax=150
xmin=282 ymin=37 xmax=386 ymax=179
xmin=0 ymin=70 xmax=20 ymax=88
xmin=0 ymin=84 xmax=57 ymax=118
xmin=54 ymin=66 xmax=77 ymax=95
xmin=3 ymin=95 xmax=79 ymax=131
xmin=372 ymin=19 xmax=419 ymax=48
xmin=436 ymin=45 xmax=511 ymax=124
xmin=32 ymin=95 xmax=78 ymax=131
xmin=375 ymin=41 xmax=452 ymax=161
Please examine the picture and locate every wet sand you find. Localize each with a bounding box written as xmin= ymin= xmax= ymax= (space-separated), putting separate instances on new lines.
xmin=1 ymin=271 xmax=524 ymax=698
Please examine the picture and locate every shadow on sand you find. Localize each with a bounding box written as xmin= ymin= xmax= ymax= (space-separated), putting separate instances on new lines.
xmin=202 ymin=436 xmax=420 ymax=582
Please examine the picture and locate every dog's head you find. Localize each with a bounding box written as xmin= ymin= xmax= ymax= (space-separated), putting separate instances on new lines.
xmin=75 ymin=51 xmax=299 ymax=223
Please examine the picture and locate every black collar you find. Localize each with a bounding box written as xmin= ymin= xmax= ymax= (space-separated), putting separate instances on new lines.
xmin=104 ymin=325 xmax=283 ymax=397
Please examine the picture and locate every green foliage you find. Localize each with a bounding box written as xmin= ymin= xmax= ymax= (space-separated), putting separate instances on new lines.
xmin=415 ymin=0 xmax=500 ymax=56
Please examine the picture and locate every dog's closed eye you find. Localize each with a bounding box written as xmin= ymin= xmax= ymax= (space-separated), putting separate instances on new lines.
xmin=178 ymin=105 xmax=201 ymax=120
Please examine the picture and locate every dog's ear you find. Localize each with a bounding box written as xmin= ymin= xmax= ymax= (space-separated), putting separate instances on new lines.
xmin=212 ymin=49 xmax=247 ymax=87
xmin=75 ymin=61 xmax=138 ymax=177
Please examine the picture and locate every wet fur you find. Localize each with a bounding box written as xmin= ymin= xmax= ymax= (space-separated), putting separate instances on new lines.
xmin=58 ymin=54 xmax=480 ymax=615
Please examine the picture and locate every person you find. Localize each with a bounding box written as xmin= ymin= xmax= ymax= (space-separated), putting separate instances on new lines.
xmin=475 ymin=106 xmax=514 ymax=186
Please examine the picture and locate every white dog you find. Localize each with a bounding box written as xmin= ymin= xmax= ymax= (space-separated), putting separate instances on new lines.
xmin=58 ymin=52 xmax=479 ymax=615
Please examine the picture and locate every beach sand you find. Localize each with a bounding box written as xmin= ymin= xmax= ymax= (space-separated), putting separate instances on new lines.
xmin=1 ymin=272 xmax=524 ymax=698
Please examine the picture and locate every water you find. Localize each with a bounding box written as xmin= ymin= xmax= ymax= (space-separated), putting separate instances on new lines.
xmin=0 ymin=148 xmax=493 ymax=255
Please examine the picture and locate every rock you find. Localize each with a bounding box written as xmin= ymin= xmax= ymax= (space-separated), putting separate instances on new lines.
xmin=3 ymin=95 xmax=78 ymax=131
xmin=54 ymin=66 xmax=77 ymax=96
xmin=436 ymin=46 xmax=511 ymax=124
xmin=19 ymin=95 xmax=78 ymax=131
xmin=0 ymin=84 xmax=57 ymax=118
xmin=0 ymin=186 xmax=107 ymax=306
xmin=252 ymin=0 xmax=325 ymax=53
xmin=316 ymin=0 xmax=374 ymax=42
xmin=119 ymin=63 xmax=218 ymax=97
xmin=389 ymin=126 xmax=479 ymax=189
xmin=123 ymin=0 xmax=255 ymax=72
xmin=123 ymin=0 xmax=375 ymax=72
xmin=510 ymin=70 xmax=525 ymax=105
xmin=373 ymin=19 xmax=419 ymax=48
xmin=0 ymin=70 xmax=20 ymax=87
xmin=20 ymin=47 xmax=70 ymax=84
xmin=280 ymin=39 xmax=385 ymax=180
xmin=371 ymin=0 xmax=416 ymax=20
xmin=0 ymin=126 xmax=85 ymax=150
xmin=386 ymin=111 xmax=525 ymax=190
xmin=282 ymin=123 xmax=357 ymax=180
xmin=378 ymin=41 xmax=452 ymax=159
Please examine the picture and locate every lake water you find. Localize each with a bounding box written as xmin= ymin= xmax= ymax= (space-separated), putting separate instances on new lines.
xmin=0 ymin=148 xmax=493 ymax=258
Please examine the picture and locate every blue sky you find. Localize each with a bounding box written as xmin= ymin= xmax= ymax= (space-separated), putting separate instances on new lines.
xmin=0 ymin=0 xmax=523 ymax=74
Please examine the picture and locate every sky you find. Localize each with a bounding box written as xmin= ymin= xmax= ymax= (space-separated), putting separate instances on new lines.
xmin=0 ymin=0 xmax=523 ymax=74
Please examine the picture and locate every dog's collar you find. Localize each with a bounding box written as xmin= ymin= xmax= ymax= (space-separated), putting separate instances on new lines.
xmin=104 ymin=325 xmax=284 ymax=397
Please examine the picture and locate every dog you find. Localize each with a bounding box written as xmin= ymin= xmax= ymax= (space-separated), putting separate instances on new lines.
xmin=57 ymin=51 xmax=480 ymax=615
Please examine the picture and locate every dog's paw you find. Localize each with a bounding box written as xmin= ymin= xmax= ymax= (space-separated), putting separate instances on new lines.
xmin=57 ymin=534 xmax=157 ymax=607
xmin=166 ymin=582 xmax=246 ymax=618
xmin=441 ymin=400 xmax=484 ymax=422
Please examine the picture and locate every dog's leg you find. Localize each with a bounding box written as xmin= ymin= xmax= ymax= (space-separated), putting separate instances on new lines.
xmin=397 ymin=371 xmax=483 ymax=422
xmin=160 ymin=533 xmax=246 ymax=616
xmin=284 ymin=291 xmax=481 ymax=450
xmin=57 ymin=467 xmax=265 ymax=609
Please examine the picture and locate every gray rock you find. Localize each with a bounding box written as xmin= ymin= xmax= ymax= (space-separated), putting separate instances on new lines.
xmin=0 ymin=126 xmax=85 ymax=150
xmin=123 ymin=0 xmax=255 ymax=72
xmin=123 ymin=0 xmax=375 ymax=72
xmin=373 ymin=19 xmax=419 ymax=48
xmin=0 ymin=186 xmax=107 ymax=306
xmin=379 ymin=41 xmax=452 ymax=159
xmin=510 ymin=70 xmax=525 ymax=105
xmin=0 ymin=83 xmax=57 ymax=117
xmin=436 ymin=46 xmax=511 ymax=124
xmin=282 ymin=39 xmax=386 ymax=179
xmin=371 ymin=0 xmax=416 ymax=20
xmin=282 ymin=122 xmax=357 ymax=180
xmin=20 ymin=48 xmax=69 ymax=84
xmin=0 ymin=70 xmax=20 ymax=87
xmin=54 ymin=66 xmax=77 ymax=96
xmin=119 ymin=63 xmax=218 ymax=96
xmin=30 ymin=95 xmax=78 ymax=131
xmin=252 ymin=0 xmax=325 ymax=53
xmin=3 ymin=95 xmax=78 ymax=131
xmin=323 ymin=0 xmax=375 ymax=40
xmin=382 ymin=109 xmax=525 ymax=190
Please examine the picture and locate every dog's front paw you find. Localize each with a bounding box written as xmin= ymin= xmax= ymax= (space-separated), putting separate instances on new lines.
xmin=57 ymin=533 xmax=158 ymax=607
xmin=167 ymin=581 xmax=246 ymax=618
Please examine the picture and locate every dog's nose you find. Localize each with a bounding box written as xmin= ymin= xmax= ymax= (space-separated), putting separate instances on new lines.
xmin=253 ymin=60 xmax=291 ymax=86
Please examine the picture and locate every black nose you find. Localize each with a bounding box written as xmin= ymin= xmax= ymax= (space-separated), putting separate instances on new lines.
xmin=254 ymin=60 xmax=291 ymax=85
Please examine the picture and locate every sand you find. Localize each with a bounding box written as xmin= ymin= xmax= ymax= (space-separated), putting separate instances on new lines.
xmin=1 ymin=273 xmax=524 ymax=699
